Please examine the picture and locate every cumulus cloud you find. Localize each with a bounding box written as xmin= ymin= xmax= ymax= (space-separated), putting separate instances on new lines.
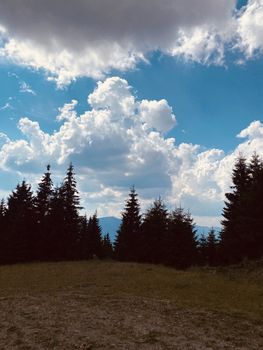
xmin=237 ymin=120 xmax=263 ymax=139
xmin=170 ymin=26 xmax=232 ymax=65
xmin=139 ymin=99 xmax=176 ymax=133
xmin=0 ymin=133 xmax=10 ymax=147
xmin=237 ymin=0 xmax=263 ymax=57
xmin=0 ymin=1 xmax=235 ymax=52
xmin=88 ymin=77 xmax=136 ymax=119
xmin=2 ymin=0 xmax=262 ymax=85
xmin=0 ymin=77 xmax=176 ymax=181
xmin=0 ymin=76 xmax=262 ymax=225
xmin=234 ymin=120 xmax=263 ymax=159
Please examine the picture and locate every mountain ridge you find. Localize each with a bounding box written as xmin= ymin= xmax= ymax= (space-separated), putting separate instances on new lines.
xmin=99 ymin=216 xmax=221 ymax=242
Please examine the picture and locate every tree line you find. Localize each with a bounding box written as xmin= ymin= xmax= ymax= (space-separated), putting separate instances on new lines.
xmin=0 ymin=164 xmax=112 ymax=264
xmin=115 ymin=153 xmax=263 ymax=266
xmin=0 ymin=153 xmax=262 ymax=267
xmin=220 ymin=153 xmax=263 ymax=264
xmin=114 ymin=188 xmax=224 ymax=267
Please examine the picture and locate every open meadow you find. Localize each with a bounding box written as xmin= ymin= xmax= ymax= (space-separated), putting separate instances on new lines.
xmin=0 ymin=260 xmax=263 ymax=349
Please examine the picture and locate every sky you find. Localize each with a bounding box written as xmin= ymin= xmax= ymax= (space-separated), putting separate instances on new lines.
xmin=0 ymin=0 xmax=263 ymax=226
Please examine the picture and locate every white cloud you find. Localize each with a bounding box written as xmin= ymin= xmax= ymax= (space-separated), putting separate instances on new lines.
xmin=237 ymin=0 xmax=263 ymax=57
xmin=19 ymin=81 xmax=36 ymax=95
xmin=56 ymin=100 xmax=78 ymax=122
xmin=0 ymin=102 xmax=13 ymax=111
xmin=0 ymin=133 xmax=10 ymax=147
xmin=1 ymin=1 xmax=262 ymax=86
xmin=139 ymin=99 xmax=176 ymax=133
xmin=2 ymin=0 xmax=262 ymax=86
xmin=88 ymin=77 xmax=136 ymax=119
xmin=235 ymin=120 xmax=263 ymax=158
xmin=170 ymin=26 xmax=229 ymax=65
xmin=237 ymin=120 xmax=263 ymax=139
xmin=1 ymin=38 xmax=143 ymax=87
xmin=193 ymin=215 xmax=222 ymax=228
xmin=0 ymin=77 xmax=176 ymax=177
xmin=0 ymin=76 xmax=262 ymax=225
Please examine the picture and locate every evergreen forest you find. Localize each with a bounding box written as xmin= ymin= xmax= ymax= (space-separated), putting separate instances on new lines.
xmin=0 ymin=153 xmax=263 ymax=267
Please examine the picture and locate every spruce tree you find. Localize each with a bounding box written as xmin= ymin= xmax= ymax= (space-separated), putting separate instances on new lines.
xmin=101 ymin=233 xmax=113 ymax=259
xmin=0 ymin=199 xmax=6 ymax=220
xmin=86 ymin=212 xmax=102 ymax=258
xmin=6 ymin=181 xmax=36 ymax=262
xmin=206 ymin=228 xmax=218 ymax=266
xmin=220 ymin=155 xmax=251 ymax=263
xmin=139 ymin=198 xmax=168 ymax=264
xmin=77 ymin=215 xmax=89 ymax=259
xmin=60 ymin=163 xmax=81 ymax=259
xmin=77 ymin=214 xmax=104 ymax=260
xmin=247 ymin=153 xmax=263 ymax=259
xmin=114 ymin=186 xmax=141 ymax=261
xmin=49 ymin=185 xmax=66 ymax=260
xmin=35 ymin=165 xmax=53 ymax=219
xmin=166 ymin=208 xmax=198 ymax=268
xmin=35 ymin=165 xmax=53 ymax=259
xmin=198 ymin=233 xmax=208 ymax=265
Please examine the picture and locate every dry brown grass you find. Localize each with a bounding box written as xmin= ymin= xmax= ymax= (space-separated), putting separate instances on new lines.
xmin=0 ymin=260 xmax=262 ymax=349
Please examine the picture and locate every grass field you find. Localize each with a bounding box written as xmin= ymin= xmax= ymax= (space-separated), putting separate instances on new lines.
xmin=0 ymin=260 xmax=263 ymax=349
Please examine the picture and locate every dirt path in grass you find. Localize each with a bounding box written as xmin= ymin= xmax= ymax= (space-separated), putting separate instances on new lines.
xmin=0 ymin=289 xmax=262 ymax=350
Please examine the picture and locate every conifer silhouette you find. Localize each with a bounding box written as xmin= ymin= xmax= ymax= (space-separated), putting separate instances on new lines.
xmin=139 ymin=198 xmax=168 ymax=264
xmin=115 ymin=186 xmax=141 ymax=261
xmin=86 ymin=212 xmax=102 ymax=258
xmin=35 ymin=164 xmax=53 ymax=259
xmin=60 ymin=163 xmax=81 ymax=259
xmin=220 ymin=154 xmax=263 ymax=263
xmin=6 ymin=181 xmax=36 ymax=262
xmin=166 ymin=208 xmax=198 ymax=268
xmin=101 ymin=233 xmax=113 ymax=259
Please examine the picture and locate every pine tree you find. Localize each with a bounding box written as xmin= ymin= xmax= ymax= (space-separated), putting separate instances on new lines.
xmin=0 ymin=199 xmax=6 ymax=220
xmin=35 ymin=165 xmax=53 ymax=259
xmin=114 ymin=186 xmax=141 ymax=261
xmin=86 ymin=212 xmax=102 ymax=258
xmin=166 ymin=208 xmax=198 ymax=268
xmin=220 ymin=155 xmax=251 ymax=263
xmin=60 ymin=163 xmax=81 ymax=259
xmin=206 ymin=228 xmax=218 ymax=266
xmin=139 ymin=198 xmax=168 ymax=264
xmin=35 ymin=165 xmax=53 ymax=219
xmin=249 ymin=152 xmax=263 ymax=180
xmin=48 ymin=186 xmax=66 ymax=260
xmin=6 ymin=181 xmax=36 ymax=262
xmin=198 ymin=233 xmax=208 ymax=265
xmin=244 ymin=153 xmax=263 ymax=259
xmin=101 ymin=233 xmax=113 ymax=259
xmin=77 ymin=215 xmax=89 ymax=259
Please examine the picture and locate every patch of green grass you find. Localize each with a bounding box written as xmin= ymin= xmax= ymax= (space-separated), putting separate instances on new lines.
xmin=0 ymin=260 xmax=262 ymax=321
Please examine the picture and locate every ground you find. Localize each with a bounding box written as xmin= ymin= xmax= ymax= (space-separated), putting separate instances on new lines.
xmin=0 ymin=260 xmax=262 ymax=349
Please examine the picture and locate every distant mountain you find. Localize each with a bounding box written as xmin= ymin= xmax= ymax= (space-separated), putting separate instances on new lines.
xmin=195 ymin=225 xmax=221 ymax=237
xmin=99 ymin=217 xmax=121 ymax=242
xmin=99 ymin=216 xmax=221 ymax=242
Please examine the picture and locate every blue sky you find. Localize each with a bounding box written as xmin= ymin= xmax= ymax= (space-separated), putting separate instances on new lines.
xmin=123 ymin=52 xmax=263 ymax=151
xmin=2 ymin=52 xmax=263 ymax=151
xmin=0 ymin=0 xmax=263 ymax=226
